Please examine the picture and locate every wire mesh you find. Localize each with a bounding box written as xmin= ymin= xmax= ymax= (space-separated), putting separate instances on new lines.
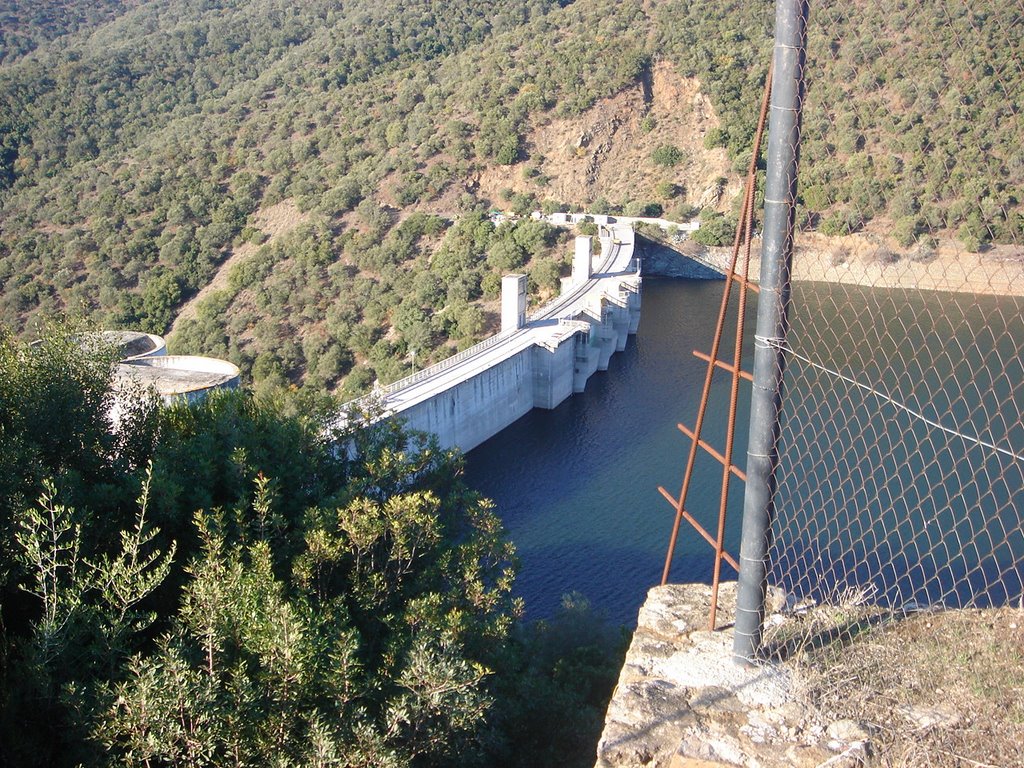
xmin=653 ymin=0 xmax=1023 ymax=759
xmin=762 ymin=0 xmax=1024 ymax=622
xmin=741 ymin=2 xmax=1024 ymax=759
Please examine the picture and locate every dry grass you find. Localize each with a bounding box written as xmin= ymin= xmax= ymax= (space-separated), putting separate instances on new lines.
xmin=783 ymin=607 xmax=1024 ymax=767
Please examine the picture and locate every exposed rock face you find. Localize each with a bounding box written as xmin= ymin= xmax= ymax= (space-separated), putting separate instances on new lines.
xmin=636 ymin=236 xmax=728 ymax=280
xmin=595 ymin=584 xmax=869 ymax=768
xmin=475 ymin=61 xmax=737 ymax=213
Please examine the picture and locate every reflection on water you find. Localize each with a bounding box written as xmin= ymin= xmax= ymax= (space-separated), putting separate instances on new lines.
xmin=465 ymin=280 xmax=754 ymax=626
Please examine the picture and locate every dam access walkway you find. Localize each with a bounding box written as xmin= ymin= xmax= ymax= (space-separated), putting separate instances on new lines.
xmin=348 ymin=221 xmax=642 ymax=451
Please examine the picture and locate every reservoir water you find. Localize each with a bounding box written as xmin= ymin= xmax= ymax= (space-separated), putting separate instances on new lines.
xmin=465 ymin=279 xmax=754 ymax=626
xmin=464 ymin=277 xmax=1024 ymax=626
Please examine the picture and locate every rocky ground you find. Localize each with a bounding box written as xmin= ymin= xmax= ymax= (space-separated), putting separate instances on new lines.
xmin=596 ymin=583 xmax=1024 ymax=768
xmin=595 ymin=583 xmax=860 ymax=768
xmin=477 ymin=61 xmax=740 ymax=217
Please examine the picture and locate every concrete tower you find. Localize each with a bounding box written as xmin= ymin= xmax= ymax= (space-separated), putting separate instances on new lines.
xmin=501 ymin=274 xmax=528 ymax=332
xmin=573 ymin=235 xmax=593 ymax=284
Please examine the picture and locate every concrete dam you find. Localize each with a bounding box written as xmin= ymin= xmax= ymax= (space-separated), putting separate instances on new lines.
xmin=349 ymin=218 xmax=717 ymax=452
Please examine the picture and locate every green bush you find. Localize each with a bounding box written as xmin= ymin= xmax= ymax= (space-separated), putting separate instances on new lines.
xmin=655 ymin=181 xmax=682 ymax=199
xmin=651 ymin=144 xmax=685 ymax=167
xmin=703 ymin=127 xmax=728 ymax=149
xmin=0 ymin=331 xmax=630 ymax=767
xmin=691 ymin=209 xmax=736 ymax=247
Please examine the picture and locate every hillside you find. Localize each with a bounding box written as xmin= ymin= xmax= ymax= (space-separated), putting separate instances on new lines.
xmin=0 ymin=0 xmax=140 ymax=62
xmin=0 ymin=0 xmax=1020 ymax=395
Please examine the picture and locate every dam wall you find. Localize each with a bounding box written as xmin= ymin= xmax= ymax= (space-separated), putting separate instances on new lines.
xmin=531 ymin=334 xmax=575 ymax=411
xmin=346 ymin=221 xmax=643 ymax=453
xmin=396 ymin=346 xmax=536 ymax=451
xmin=396 ymin=285 xmax=639 ymax=451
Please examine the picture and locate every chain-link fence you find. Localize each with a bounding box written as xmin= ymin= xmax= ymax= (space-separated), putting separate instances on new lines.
xmin=656 ymin=0 xmax=1023 ymax=759
xmin=762 ymin=0 xmax=1023 ymax=629
xmin=742 ymin=1 xmax=1024 ymax=759
xmin=765 ymin=272 xmax=1024 ymax=615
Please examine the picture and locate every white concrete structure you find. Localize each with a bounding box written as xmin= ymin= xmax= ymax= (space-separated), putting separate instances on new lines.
xmin=347 ymin=223 xmax=641 ymax=452
xmin=116 ymin=355 xmax=240 ymax=404
xmin=78 ymin=330 xmax=167 ymax=360
xmin=104 ymin=338 xmax=241 ymax=427
xmin=501 ymin=274 xmax=528 ymax=332
xmin=573 ymin=235 xmax=593 ymax=284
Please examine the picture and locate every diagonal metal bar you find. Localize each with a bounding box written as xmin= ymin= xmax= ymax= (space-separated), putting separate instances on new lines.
xmin=709 ymin=73 xmax=770 ymax=629
xmin=658 ymin=487 xmax=741 ymax=572
xmin=692 ymin=350 xmax=753 ymax=382
xmin=660 ymin=141 xmax=759 ymax=582
xmin=677 ymin=424 xmax=748 ymax=482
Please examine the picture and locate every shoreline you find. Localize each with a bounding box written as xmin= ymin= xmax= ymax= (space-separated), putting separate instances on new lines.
xmin=698 ymin=231 xmax=1024 ymax=299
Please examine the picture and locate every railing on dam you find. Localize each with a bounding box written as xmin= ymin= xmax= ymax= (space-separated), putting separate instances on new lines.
xmin=377 ymin=312 xmax=602 ymax=399
xmin=376 ymin=329 xmax=515 ymax=397
xmin=528 ymin=237 xmax=631 ymax=324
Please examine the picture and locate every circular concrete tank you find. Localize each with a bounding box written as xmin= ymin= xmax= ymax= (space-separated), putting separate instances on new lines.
xmin=116 ymin=355 xmax=240 ymax=404
xmin=79 ymin=330 xmax=168 ymax=360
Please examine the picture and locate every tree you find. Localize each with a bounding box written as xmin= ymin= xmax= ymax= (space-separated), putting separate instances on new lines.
xmin=510 ymin=220 xmax=555 ymax=256
xmin=7 ymin=473 xmax=173 ymax=768
xmin=894 ymin=216 xmax=922 ymax=248
xmin=0 ymin=328 xmax=152 ymax=591
xmin=529 ymin=258 xmax=563 ymax=293
xmin=140 ymin=272 xmax=183 ymax=335
xmin=625 ymin=201 xmax=663 ymax=218
xmin=95 ymin=421 xmax=519 ymax=766
xmin=655 ymin=181 xmax=681 ymax=200
xmin=321 ymin=177 xmax=363 ymax=216
xmin=393 ymin=298 xmax=435 ymax=353
xmin=0 ymin=324 xmax=629 ymax=768
xmin=487 ymin=238 xmax=528 ymax=272
xmin=691 ymin=209 xmax=736 ymax=247
xmin=703 ymin=127 xmax=728 ymax=149
xmin=488 ymin=593 xmax=629 ymax=768
xmin=455 ymin=304 xmax=486 ymax=341
xmin=820 ymin=208 xmax=861 ymax=237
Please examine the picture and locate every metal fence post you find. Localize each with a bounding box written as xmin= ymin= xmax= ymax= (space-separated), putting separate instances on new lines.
xmin=733 ymin=0 xmax=808 ymax=664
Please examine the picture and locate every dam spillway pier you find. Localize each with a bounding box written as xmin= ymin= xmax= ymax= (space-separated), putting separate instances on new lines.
xmin=348 ymin=222 xmax=643 ymax=452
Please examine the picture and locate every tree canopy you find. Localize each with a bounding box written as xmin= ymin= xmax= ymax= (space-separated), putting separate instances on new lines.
xmin=0 ymin=329 xmax=626 ymax=768
xmin=0 ymin=0 xmax=1019 ymax=393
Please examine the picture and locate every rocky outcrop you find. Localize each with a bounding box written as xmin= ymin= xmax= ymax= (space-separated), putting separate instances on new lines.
xmin=636 ymin=235 xmax=730 ymax=280
xmin=595 ymin=584 xmax=871 ymax=768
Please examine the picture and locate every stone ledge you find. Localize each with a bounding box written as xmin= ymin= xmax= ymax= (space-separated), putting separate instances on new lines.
xmin=595 ymin=583 xmax=866 ymax=768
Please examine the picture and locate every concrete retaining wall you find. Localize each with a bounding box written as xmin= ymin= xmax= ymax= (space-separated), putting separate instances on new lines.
xmin=636 ymin=234 xmax=727 ymax=280
xmin=398 ymin=347 xmax=535 ymax=450
xmin=397 ymin=278 xmax=640 ymax=451
xmin=532 ymin=333 xmax=576 ymax=410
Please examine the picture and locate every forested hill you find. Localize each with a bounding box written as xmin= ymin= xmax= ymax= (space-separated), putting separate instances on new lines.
xmin=0 ymin=0 xmax=1020 ymax=395
xmin=0 ymin=0 xmax=140 ymax=62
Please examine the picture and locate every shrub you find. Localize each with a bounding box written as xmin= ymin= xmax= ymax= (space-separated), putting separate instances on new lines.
xmin=655 ymin=181 xmax=681 ymax=199
xmin=651 ymin=144 xmax=685 ymax=167
xmin=703 ymin=127 xmax=728 ymax=149
xmin=691 ymin=210 xmax=735 ymax=247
